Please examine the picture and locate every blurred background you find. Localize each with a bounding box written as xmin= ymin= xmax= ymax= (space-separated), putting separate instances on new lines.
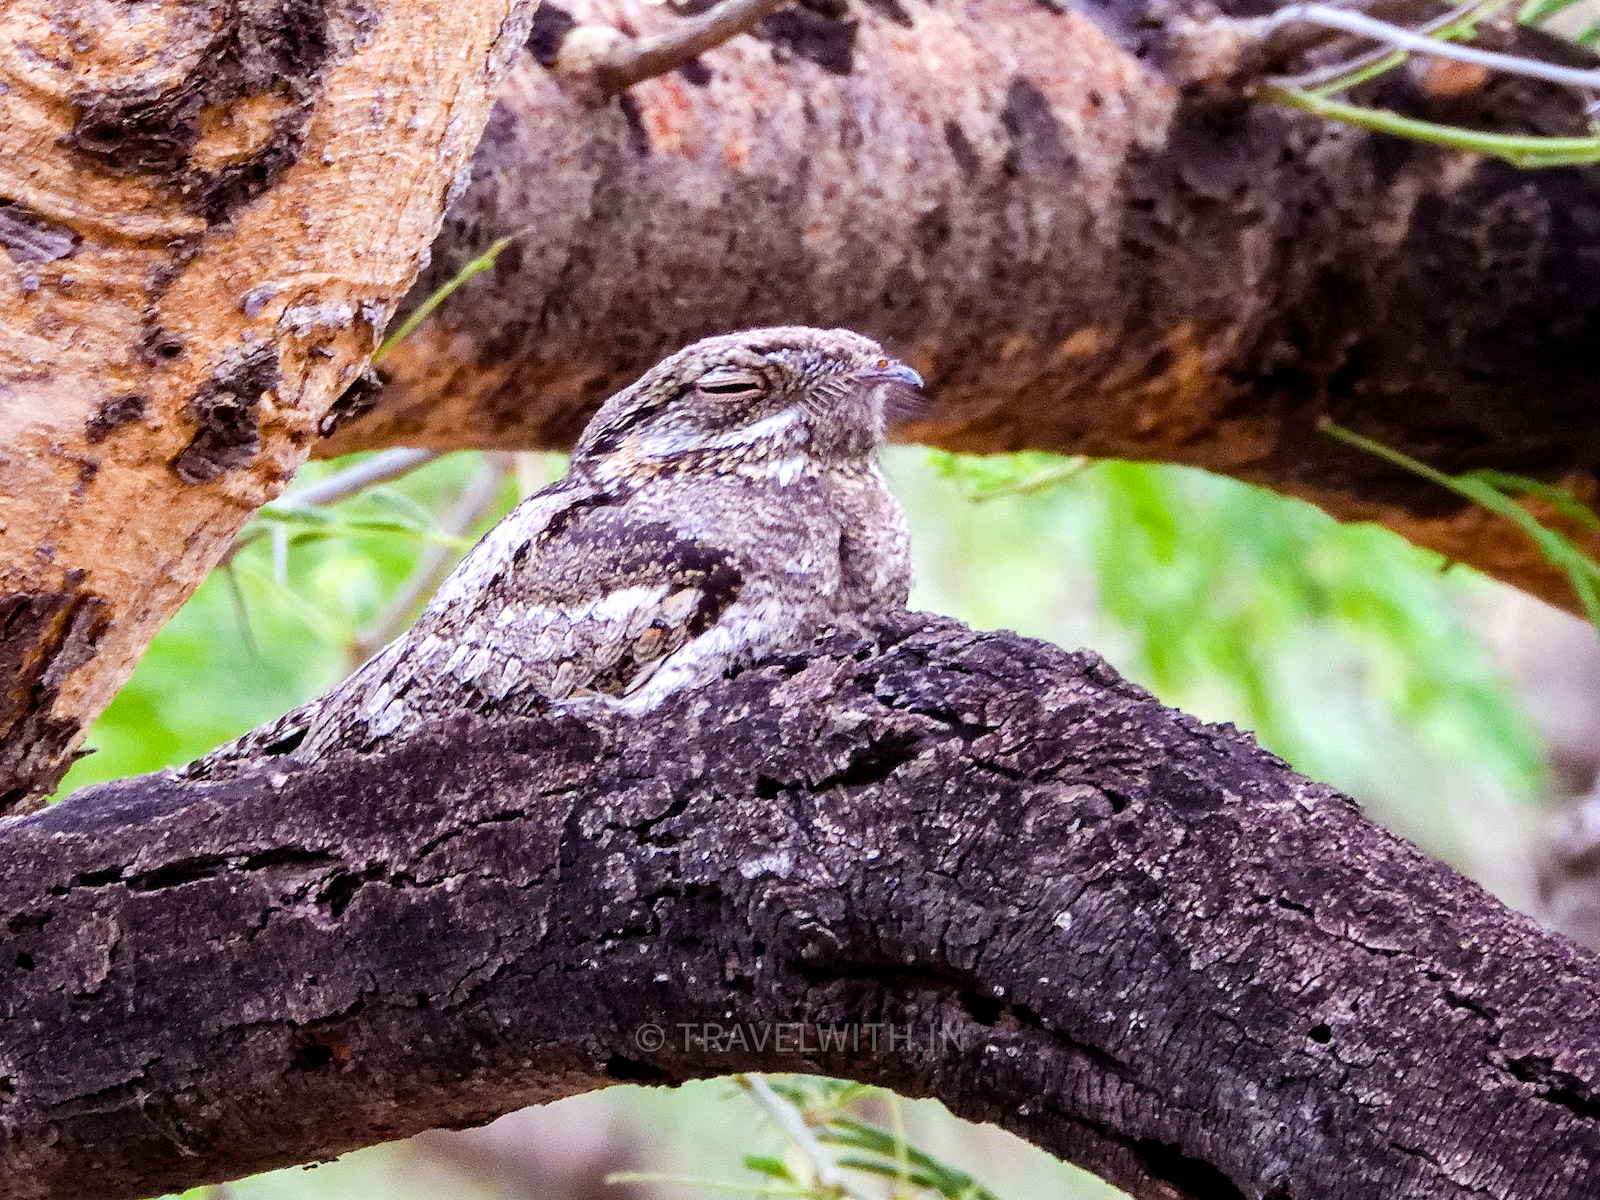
xmin=75 ymin=446 xmax=1597 ymax=1200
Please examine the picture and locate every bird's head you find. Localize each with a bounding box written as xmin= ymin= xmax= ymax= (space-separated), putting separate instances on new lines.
xmin=572 ymin=327 xmax=924 ymax=478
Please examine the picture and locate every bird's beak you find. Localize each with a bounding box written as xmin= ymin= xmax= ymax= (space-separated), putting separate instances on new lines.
xmin=857 ymin=357 xmax=927 ymax=428
xmin=857 ymin=359 xmax=924 ymax=389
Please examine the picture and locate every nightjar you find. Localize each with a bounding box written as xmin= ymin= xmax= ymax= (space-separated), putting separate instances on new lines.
xmin=226 ymin=326 xmax=923 ymax=762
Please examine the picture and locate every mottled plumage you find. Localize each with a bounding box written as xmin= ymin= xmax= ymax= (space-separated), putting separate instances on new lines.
xmin=208 ymin=327 xmax=921 ymax=766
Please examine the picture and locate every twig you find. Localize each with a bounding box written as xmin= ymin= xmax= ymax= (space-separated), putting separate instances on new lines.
xmin=350 ymin=452 xmax=515 ymax=661
xmin=734 ymin=1075 xmax=878 ymax=1200
xmin=278 ymin=448 xmax=440 ymax=509
xmin=1270 ymin=85 xmax=1600 ymax=163
xmin=1266 ymin=3 xmax=1600 ymax=88
xmin=373 ymin=234 xmax=518 ymax=364
xmin=1266 ymin=0 xmax=1503 ymax=91
xmin=562 ymin=0 xmax=790 ymax=97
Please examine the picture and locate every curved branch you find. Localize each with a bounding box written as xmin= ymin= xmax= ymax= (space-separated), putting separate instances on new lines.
xmin=3 ymin=614 xmax=1597 ymax=1200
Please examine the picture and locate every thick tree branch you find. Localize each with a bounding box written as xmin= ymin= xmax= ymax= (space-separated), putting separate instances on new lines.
xmin=0 ymin=0 xmax=537 ymax=812
xmin=333 ymin=0 xmax=1600 ymax=614
xmin=3 ymin=613 xmax=1598 ymax=1200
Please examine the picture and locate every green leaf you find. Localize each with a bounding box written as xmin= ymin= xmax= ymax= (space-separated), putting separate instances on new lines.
xmin=1464 ymin=470 xmax=1600 ymax=532
xmin=1519 ymin=0 xmax=1587 ymax=24
xmin=1269 ymin=88 xmax=1600 ymax=167
xmin=374 ymin=234 xmax=517 ymax=362
xmin=743 ymin=1156 xmax=797 ymax=1181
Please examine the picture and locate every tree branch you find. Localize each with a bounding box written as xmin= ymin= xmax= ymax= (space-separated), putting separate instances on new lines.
xmin=337 ymin=0 xmax=1600 ymax=616
xmin=0 ymin=0 xmax=538 ymax=811
xmin=556 ymin=0 xmax=793 ymax=98
xmin=4 ymin=613 xmax=1598 ymax=1200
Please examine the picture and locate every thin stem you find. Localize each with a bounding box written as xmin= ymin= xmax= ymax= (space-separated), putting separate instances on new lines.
xmin=1267 ymin=3 xmax=1600 ymax=88
xmin=1267 ymin=0 xmax=1506 ymax=92
xmin=373 ymin=234 xmax=516 ymax=363
xmin=1320 ymin=418 xmax=1600 ymax=631
xmin=1270 ymin=87 xmax=1600 ymax=164
xmin=594 ymin=0 xmax=790 ymax=93
xmin=277 ymin=449 xmax=440 ymax=509
xmin=735 ymin=1075 xmax=878 ymax=1200
xmin=888 ymin=1093 xmax=911 ymax=1200
xmin=351 ymin=452 xmax=515 ymax=661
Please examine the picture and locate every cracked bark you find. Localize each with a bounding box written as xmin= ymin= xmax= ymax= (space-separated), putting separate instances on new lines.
xmin=334 ymin=0 xmax=1600 ymax=616
xmin=0 ymin=0 xmax=536 ymax=811
xmin=3 ymin=613 xmax=1599 ymax=1200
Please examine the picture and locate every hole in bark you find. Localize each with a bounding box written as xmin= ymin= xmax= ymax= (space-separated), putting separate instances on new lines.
xmin=1132 ymin=1138 xmax=1248 ymax=1200
xmin=295 ymin=1043 xmax=336 ymax=1069
xmin=755 ymin=776 xmax=783 ymax=800
xmin=1309 ymin=1023 xmax=1332 ymax=1043
xmin=822 ymin=732 xmax=924 ymax=789
xmin=961 ymin=992 xmax=1003 ymax=1025
xmin=14 ymin=952 xmax=34 ymax=971
xmin=605 ymin=1056 xmax=671 ymax=1082
xmin=0 ymin=1076 xmax=12 ymax=1096
xmin=132 ymin=856 xmax=226 ymax=891
xmin=321 ymin=872 xmax=363 ymax=918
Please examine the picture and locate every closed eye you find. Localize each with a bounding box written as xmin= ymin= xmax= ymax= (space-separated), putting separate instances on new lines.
xmin=697 ymin=381 xmax=761 ymax=395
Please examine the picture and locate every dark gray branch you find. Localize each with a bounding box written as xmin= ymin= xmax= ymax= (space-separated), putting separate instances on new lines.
xmin=3 ymin=613 xmax=1599 ymax=1200
xmin=333 ymin=0 xmax=1600 ymax=615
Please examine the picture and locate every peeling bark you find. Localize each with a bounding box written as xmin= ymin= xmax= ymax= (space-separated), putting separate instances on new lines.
xmin=332 ymin=0 xmax=1600 ymax=613
xmin=0 ymin=0 xmax=537 ymax=811
xmin=3 ymin=614 xmax=1599 ymax=1200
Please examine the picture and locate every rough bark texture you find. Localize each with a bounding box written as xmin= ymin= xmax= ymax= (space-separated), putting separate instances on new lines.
xmin=331 ymin=0 xmax=1600 ymax=613
xmin=0 ymin=0 xmax=537 ymax=812
xmin=4 ymin=612 xmax=1599 ymax=1200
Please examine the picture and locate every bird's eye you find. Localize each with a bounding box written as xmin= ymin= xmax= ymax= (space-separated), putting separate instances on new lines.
xmin=695 ymin=370 xmax=763 ymax=396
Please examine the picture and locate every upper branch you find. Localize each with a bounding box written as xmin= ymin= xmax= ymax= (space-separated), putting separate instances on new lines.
xmin=3 ymin=614 xmax=1598 ymax=1200
xmin=338 ymin=0 xmax=1600 ymax=615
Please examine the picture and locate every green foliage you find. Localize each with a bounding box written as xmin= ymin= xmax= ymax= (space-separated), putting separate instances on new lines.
xmin=612 ymin=1077 xmax=1007 ymax=1200
xmin=1321 ymin=419 xmax=1600 ymax=634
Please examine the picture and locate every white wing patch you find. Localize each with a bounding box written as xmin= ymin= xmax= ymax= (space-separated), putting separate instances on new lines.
xmin=700 ymin=408 xmax=801 ymax=450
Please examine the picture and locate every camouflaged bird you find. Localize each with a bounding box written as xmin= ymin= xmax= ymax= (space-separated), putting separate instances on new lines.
xmin=205 ymin=326 xmax=922 ymax=766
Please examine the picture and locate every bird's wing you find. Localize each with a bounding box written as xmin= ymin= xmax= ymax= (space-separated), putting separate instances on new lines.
xmin=344 ymin=483 xmax=750 ymax=731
